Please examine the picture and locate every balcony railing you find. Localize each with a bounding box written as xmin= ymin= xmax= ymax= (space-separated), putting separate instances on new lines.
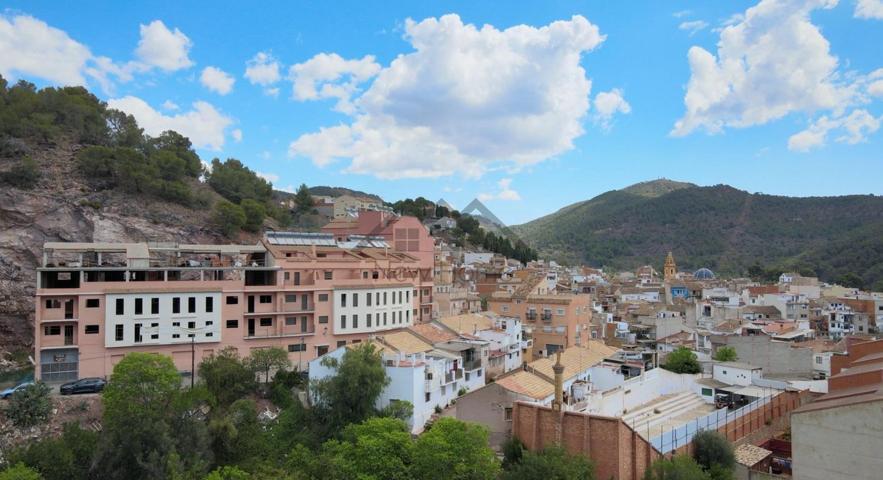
xmin=541 ymin=313 xmax=553 ymax=322
xmin=463 ymin=359 xmax=482 ymax=371
xmin=526 ymin=312 xmax=537 ymax=321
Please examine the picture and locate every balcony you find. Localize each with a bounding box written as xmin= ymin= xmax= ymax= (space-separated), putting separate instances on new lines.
xmin=541 ymin=313 xmax=553 ymax=322
xmin=526 ymin=312 xmax=537 ymax=321
xmin=463 ymin=358 xmax=482 ymax=371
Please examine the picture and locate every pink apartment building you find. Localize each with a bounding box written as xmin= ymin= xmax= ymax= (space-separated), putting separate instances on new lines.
xmin=35 ymin=227 xmax=434 ymax=382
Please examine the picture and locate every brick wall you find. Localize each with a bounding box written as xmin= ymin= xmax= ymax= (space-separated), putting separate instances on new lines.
xmin=512 ymin=390 xmax=809 ymax=480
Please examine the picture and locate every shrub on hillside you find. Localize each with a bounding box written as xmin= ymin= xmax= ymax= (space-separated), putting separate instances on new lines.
xmin=5 ymin=382 xmax=52 ymax=427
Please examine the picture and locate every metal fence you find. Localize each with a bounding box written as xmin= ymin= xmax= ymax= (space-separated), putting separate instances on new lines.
xmin=646 ymin=394 xmax=774 ymax=454
xmin=40 ymin=362 xmax=78 ymax=382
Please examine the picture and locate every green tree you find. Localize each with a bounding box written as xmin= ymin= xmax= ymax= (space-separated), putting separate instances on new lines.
xmin=294 ymin=184 xmax=314 ymax=212
xmin=310 ymin=343 xmax=390 ymax=436
xmin=712 ymin=347 xmax=737 ymax=362
xmin=203 ymin=466 xmax=250 ymax=480
xmin=94 ymin=352 xmax=210 ymax=480
xmin=199 ymin=346 xmax=256 ymax=407
xmin=836 ymin=272 xmax=864 ymax=290
xmin=662 ymin=347 xmax=701 ymax=374
xmin=213 ymin=200 xmax=247 ymax=237
xmin=240 ymin=198 xmax=266 ymax=233
xmin=643 ymin=455 xmax=710 ymax=480
xmin=411 ymin=418 xmax=500 ymax=480
xmin=322 ymin=417 xmax=414 ymax=480
xmin=206 ymin=158 xmax=273 ymax=204
xmin=1 ymin=156 xmax=40 ymax=189
xmin=0 ymin=464 xmax=43 ymax=480
xmin=209 ymin=399 xmax=268 ymax=469
xmin=7 ymin=422 xmax=97 ymax=480
xmin=247 ymin=347 xmax=291 ymax=383
xmin=501 ymin=445 xmax=594 ymax=480
xmin=501 ymin=437 xmax=525 ymax=470
xmin=4 ymin=382 xmax=51 ymax=427
xmin=692 ymin=430 xmax=735 ymax=472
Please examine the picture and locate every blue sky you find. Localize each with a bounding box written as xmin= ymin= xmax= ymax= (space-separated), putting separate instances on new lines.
xmin=2 ymin=1 xmax=882 ymax=224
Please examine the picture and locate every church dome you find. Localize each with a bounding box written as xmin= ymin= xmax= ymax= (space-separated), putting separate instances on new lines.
xmin=693 ymin=268 xmax=715 ymax=280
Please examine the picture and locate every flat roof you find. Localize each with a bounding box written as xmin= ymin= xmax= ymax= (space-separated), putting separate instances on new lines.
xmin=714 ymin=361 xmax=762 ymax=370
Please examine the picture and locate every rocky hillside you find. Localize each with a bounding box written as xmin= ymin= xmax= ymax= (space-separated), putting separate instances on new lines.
xmin=514 ymin=180 xmax=883 ymax=290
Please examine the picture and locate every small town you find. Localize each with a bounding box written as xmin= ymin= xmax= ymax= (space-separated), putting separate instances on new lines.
xmin=1 ymin=1 xmax=883 ymax=480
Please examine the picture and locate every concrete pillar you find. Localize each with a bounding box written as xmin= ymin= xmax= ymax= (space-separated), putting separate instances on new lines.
xmin=553 ymin=351 xmax=564 ymax=411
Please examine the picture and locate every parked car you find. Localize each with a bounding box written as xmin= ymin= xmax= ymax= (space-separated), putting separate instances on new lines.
xmin=0 ymin=381 xmax=34 ymax=399
xmin=59 ymin=377 xmax=106 ymax=395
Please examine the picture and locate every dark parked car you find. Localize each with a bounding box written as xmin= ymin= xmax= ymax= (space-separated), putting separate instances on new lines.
xmin=60 ymin=377 xmax=106 ymax=395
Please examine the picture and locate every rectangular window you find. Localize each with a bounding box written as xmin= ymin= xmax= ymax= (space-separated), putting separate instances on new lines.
xmin=701 ymin=388 xmax=713 ymax=397
xmin=286 ymin=317 xmax=296 ymax=326
xmin=259 ymin=318 xmax=272 ymax=327
xmin=151 ymin=297 xmax=160 ymax=315
xmin=45 ymin=299 xmax=60 ymax=309
xmin=317 ymin=345 xmax=329 ymax=356
xmin=319 ymin=315 xmax=329 ymax=324
xmin=340 ymin=315 xmax=347 ymax=329
xmin=285 ymin=294 xmax=297 ymax=303
xmin=406 ymin=310 xmax=409 ymax=323
xmin=259 ymin=295 xmax=272 ymax=304
xmin=324 ymin=271 xmax=333 ymax=280
xmin=383 ymin=292 xmax=387 ymax=305
xmin=353 ymin=293 xmax=358 ymax=307
xmin=205 ymin=332 xmax=213 ymax=337
xmin=172 ymin=334 xmax=180 ymax=339
xmin=116 ymin=298 xmax=125 ymax=315
xmin=85 ymin=325 xmax=99 ymax=334
xmin=353 ymin=314 xmax=359 ymax=328
xmin=226 ymin=319 xmax=239 ymax=328
xmin=86 ymin=298 xmax=100 ymax=308
xmin=226 ymin=296 xmax=239 ymax=305
xmin=406 ymin=290 xmax=409 ymax=303
xmin=318 ymin=293 xmax=329 ymax=302
xmin=367 ymin=293 xmax=372 ymax=306
xmin=363 ymin=271 xmax=368 ymax=279
xmin=188 ymin=297 xmax=196 ymax=313
xmin=367 ymin=313 xmax=372 ymax=327
xmin=44 ymin=325 xmax=61 ymax=335
xmin=115 ymin=324 xmax=124 ymax=341
xmin=337 ymin=340 xmax=347 ymax=348
xmin=425 ymin=392 xmax=431 ymax=402
xmin=383 ymin=312 xmax=388 ymax=325
xmin=188 ymin=321 xmax=196 ymax=329
xmin=172 ymin=321 xmax=180 ymax=327
xmin=288 ymin=343 xmax=305 ymax=352
xmin=205 ymin=297 xmax=213 ymax=313
xmin=172 ymin=297 xmax=180 ymax=314
xmin=341 ymin=294 xmax=347 ymax=307
xmin=134 ymin=298 xmax=143 ymax=315
xmin=505 ymin=408 xmax=513 ymax=421
xmin=398 ymin=291 xmax=403 ymax=304
xmin=372 ymin=271 xmax=379 ymax=279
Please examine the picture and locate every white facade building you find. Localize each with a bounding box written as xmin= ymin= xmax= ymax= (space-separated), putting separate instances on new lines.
xmin=333 ymin=286 xmax=414 ymax=334
xmin=104 ymin=292 xmax=221 ymax=347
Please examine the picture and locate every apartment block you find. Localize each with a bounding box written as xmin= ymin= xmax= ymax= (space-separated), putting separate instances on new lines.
xmin=35 ymin=229 xmax=433 ymax=382
xmin=488 ymin=291 xmax=592 ymax=359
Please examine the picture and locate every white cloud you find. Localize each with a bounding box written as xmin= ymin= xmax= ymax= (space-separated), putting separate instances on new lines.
xmin=673 ymin=0 xmax=856 ymax=139
xmin=478 ymin=178 xmax=521 ymax=202
xmin=788 ymin=109 xmax=881 ymax=151
xmin=855 ymin=0 xmax=883 ymax=18
xmin=265 ymin=87 xmax=280 ymax=97
xmin=0 ymin=14 xmax=93 ymax=85
xmin=244 ymin=51 xmax=281 ymax=85
xmin=107 ymin=96 xmax=233 ymax=150
xmin=200 ymin=66 xmax=235 ymax=95
xmin=231 ymin=129 xmax=243 ymax=142
xmin=256 ymin=171 xmax=279 ymax=183
xmin=673 ymin=10 xmax=693 ymax=18
xmin=593 ymin=88 xmax=631 ymax=130
xmin=678 ymin=20 xmax=709 ymax=35
xmin=135 ymin=20 xmax=193 ymax=71
xmin=289 ymin=14 xmax=607 ymax=179
xmin=162 ymin=100 xmax=180 ymax=111
xmin=289 ymin=53 xmax=381 ymax=114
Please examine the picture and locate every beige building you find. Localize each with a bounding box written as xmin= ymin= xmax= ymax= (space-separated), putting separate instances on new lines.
xmin=488 ymin=291 xmax=592 ymax=359
xmin=332 ymin=194 xmax=384 ymax=218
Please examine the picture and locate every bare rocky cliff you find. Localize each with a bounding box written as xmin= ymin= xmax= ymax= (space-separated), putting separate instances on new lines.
xmin=0 ymin=144 xmax=232 ymax=359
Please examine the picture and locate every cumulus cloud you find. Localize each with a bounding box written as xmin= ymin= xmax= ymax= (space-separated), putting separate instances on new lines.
xmin=107 ymin=96 xmax=233 ymax=150
xmin=855 ymin=0 xmax=883 ymax=18
xmin=162 ymin=100 xmax=180 ymax=111
xmin=788 ymin=109 xmax=881 ymax=151
xmin=289 ymin=53 xmax=381 ymax=114
xmin=200 ymin=66 xmax=235 ymax=95
xmin=245 ymin=51 xmax=281 ymax=86
xmin=673 ymin=0 xmax=852 ymax=137
xmin=0 ymin=14 xmax=95 ymax=85
xmin=135 ymin=20 xmax=193 ymax=71
xmin=593 ymin=88 xmax=631 ymax=130
xmin=678 ymin=20 xmax=709 ymax=35
xmin=289 ymin=14 xmax=607 ymax=179
xmin=256 ymin=171 xmax=279 ymax=183
xmin=478 ymin=178 xmax=521 ymax=202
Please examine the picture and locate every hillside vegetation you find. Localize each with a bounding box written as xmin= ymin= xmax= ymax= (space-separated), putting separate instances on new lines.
xmin=514 ymin=180 xmax=883 ymax=290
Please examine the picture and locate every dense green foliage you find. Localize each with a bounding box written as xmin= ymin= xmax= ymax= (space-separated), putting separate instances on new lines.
xmin=246 ymin=347 xmax=291 ymax=384
xmin=294 ymin=184 xmax=314 ymax=212
xmin=692 ymin=430 xmax=736 ymax=473
xmin=712 ymin=346 xmax=738 ymax=362
xmin=515 ymin=180 xmax=883 ymax=289
xmin=205 ymin=158 xmax=273 ymax=205
xmin=0 ymin=156 xmax=40 ymax=188
xmin=643 ymin=455 xmax=710 ymax=480
xmin=198 ymin=347 xmax=257 ymax=407
xmin=411 ymin=418 xmax=500 ymax=480
xmin=453 ymin=214 xmax=538 ymax=264
xmin=500 ymin=445 xmax=595 ymax=480
xmin=662 ymin=347 xmax=701 ymax=374
xmin=0 ymin=464 xmax=43 ymax=480
xmin=4 ymin=383 xmax=51 ymax=427
xmin=7 ymin=423 xmax=97 ymax=480
xmin=391 ymin=197 xmax=436 ymax=220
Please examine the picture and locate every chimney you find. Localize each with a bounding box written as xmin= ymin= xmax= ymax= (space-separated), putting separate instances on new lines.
xmin=552 ymin=351 xmax=564 ymax=411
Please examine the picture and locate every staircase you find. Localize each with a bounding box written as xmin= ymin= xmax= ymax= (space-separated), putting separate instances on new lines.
xmin=621 ymin=391 xmax=708 ymax=435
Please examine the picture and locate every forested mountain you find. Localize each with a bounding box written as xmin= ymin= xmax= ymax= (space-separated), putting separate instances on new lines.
xmin=514 ymin=180 xmax=883 ymax=290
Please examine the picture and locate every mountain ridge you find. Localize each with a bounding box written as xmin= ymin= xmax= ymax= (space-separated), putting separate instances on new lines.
xmin=513 ymin=179 xmax=883 ymax=289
